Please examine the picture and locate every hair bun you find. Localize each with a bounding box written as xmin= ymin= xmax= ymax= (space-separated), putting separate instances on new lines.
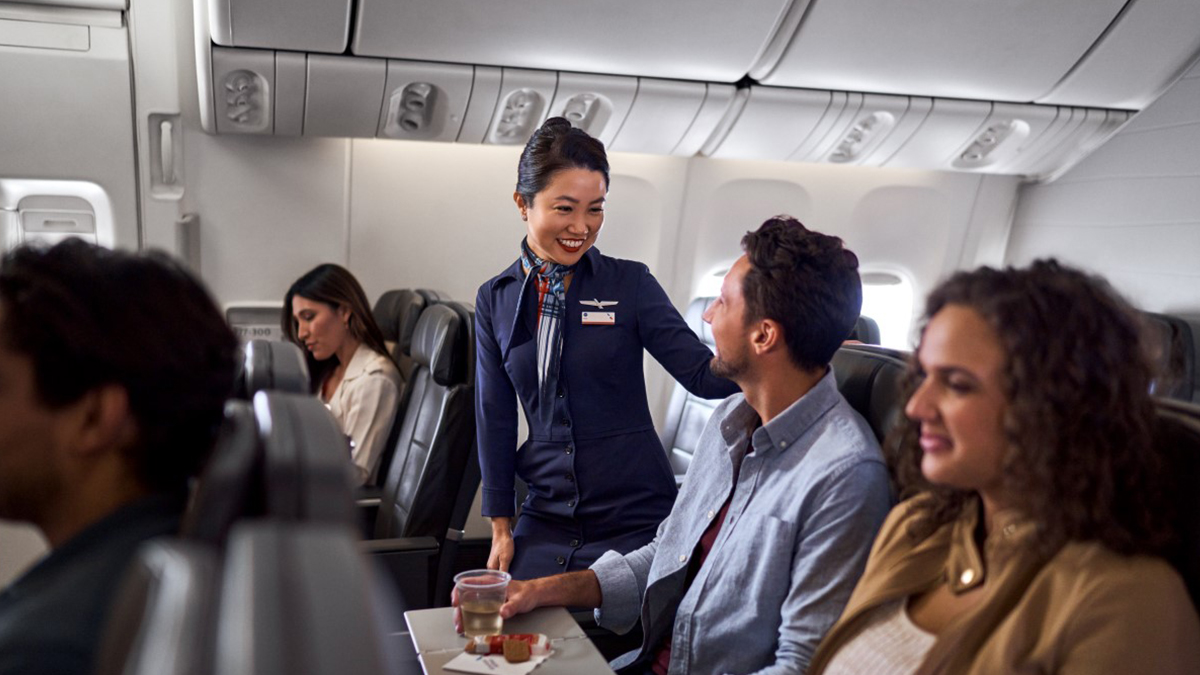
xmin=540 ymin=117 xmax=573 ymax=135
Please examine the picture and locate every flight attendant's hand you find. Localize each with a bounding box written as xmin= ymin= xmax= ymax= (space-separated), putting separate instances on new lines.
xmin=488 ymin=517 xmax=514 ymax=572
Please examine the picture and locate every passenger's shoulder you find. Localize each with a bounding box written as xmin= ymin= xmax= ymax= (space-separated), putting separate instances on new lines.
xmin=814 ymin=396 xmax=885 ymax=464
xmin=1050 ymin=542 xmax=1191 ymax=598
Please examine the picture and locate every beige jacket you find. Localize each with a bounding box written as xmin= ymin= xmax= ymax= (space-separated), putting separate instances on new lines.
xmin=809 ymin=496 xmax=1200 ymax=675
xmin=325 ymin=344 xmax=401 ymax=485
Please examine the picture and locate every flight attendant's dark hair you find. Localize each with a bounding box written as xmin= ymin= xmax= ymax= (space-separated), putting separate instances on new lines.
xmin=515 ymin=117 xmax=610 ymax=205
xmin=892 ymin=259 xmax=1171 ymax=558
xmin=282 ymin=264 xmax=395 ymax=393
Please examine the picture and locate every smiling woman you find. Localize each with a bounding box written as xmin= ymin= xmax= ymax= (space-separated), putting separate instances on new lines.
xmin=282 ymin=264 xmax=402 ymax=486
xmin=809 ymin=259 xmax=1200 ymax=675
xmin=475 ymin=117 xmax=740 ymax=581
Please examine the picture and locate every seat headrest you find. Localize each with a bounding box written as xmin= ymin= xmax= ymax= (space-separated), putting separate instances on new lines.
xmin=182 ymin=400 xmax=263 ymax=544
xmin=1155 ymin=399 xmax=1200 ymax=613
xmin=411 ymin=304 xmax=464 ymax=386
xmin=415 ymin=288 xmax=450 ymax=305
xmin=243 ymin=340 xmax=311 ymax=395
xmin=1143 ymin=312 xmax=1196 ymax=402
xmin=684 ymin=297 xmax=716 ymax=346
xmin=372 ymin=289 xmax=425 ymax=355
xmin=831 ymin=344 xmax=909 ymax=444
xmin=848 ymin=315 xmax=882 ymax=345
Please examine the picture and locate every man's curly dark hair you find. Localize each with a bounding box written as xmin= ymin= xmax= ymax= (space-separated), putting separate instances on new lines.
xmin=891 ymin=259 xmax=1172 ymax=557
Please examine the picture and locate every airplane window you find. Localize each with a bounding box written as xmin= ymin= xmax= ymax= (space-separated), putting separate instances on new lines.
xmin=860 ymin=271 xmax=914 ymax=350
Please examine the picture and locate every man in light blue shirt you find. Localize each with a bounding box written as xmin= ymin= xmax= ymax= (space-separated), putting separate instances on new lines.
xmin=479 ymin=216 xmax=892 ymax=674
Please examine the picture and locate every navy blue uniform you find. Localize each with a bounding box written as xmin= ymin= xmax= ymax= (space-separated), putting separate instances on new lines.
xmin=475 ymin=247 xmax=737 ymax=579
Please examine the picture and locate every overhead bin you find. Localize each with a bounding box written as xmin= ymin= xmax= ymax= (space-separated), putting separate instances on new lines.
xmin=754 ymin=0 xmax=1129 ymax=103
xmin=350 ymin=0 xmax=795 ymax=83
xmin=1037 ymin=0 xmax=1200 ymax=109
xmin=208 ymin=0 xmax=352 ymax=54
xmin=608 ymin=81 xmax=736 ymax=157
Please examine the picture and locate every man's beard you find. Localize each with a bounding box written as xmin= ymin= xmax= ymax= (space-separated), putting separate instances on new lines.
xmin=709 ymin=350 xmax=747 ymax=380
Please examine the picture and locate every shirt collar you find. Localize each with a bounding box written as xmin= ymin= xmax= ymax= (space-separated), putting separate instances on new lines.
xmin=946 ymin=499 xmax=1038 ymax=593
xmin=499 ymin=245 xmax=600 ymax=284
xmin=342 ymin=344 xmax=382 ymax=382
xmin=719 ymin=368 xmax=841 ymax=456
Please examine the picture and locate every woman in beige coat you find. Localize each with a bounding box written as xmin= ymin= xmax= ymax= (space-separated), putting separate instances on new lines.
xmin=809 ymin=260 xmax=1200 ymax=675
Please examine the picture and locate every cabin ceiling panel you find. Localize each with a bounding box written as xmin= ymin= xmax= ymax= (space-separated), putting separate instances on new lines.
xmin=1036 ymin=0 xmax=1200 ymax=109
xmin=758 ymin=0 xmax=1127 ymax=103
xmin=349 ymin=0 xmax=793 ymax=82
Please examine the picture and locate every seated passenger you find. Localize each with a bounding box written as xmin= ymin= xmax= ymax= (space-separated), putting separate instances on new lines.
xmin=809 ymin=260 xmax=1200 ymax=674
xmin=0 ymin=239 xmax=237 ymax=675
xmin=283 ymin=264 xmax=401 ymax=485
xmin=465 ymin=217 xmax=892 ymax=673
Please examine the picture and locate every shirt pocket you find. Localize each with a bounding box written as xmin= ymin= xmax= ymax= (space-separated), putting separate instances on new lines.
xmin=721 ymin=514 xmax=797 ymax=602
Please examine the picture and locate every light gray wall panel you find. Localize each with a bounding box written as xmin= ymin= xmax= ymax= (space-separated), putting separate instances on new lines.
xmin=1008 ymin=65 xmax=1200 ymax=313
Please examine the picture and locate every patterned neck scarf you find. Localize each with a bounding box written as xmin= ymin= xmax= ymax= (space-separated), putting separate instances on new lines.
xmin=520 ymin=238 xmax=576 ymax=396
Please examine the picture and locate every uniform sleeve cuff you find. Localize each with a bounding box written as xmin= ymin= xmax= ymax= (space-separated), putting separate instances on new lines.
xmin=590 ymin=550 xmax=641 ymax=634
xmin=481 ymin=488 xmax=516 ymax=517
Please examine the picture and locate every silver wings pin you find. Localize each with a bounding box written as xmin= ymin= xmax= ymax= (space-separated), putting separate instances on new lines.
xmin=580 ymin=299 xmax=619 ymax=308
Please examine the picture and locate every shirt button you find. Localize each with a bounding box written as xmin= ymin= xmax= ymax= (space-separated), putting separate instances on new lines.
xmin=560 ymin=418 xmax=570 ymax=427
xmin=566 ymin=472 xmax=575 ymax=482
xmin=706 ymin=510 xmax=715 ymax=520
xmin=1003 ymin=524 xmax=1016 ymax=536
xmin=570 ymin=539 xmax=580 ymax=547
xmin=679 ymin=554 xmax=687 ymax=563
xmin=565 ymin=445 xmax=573 ymax=455
xmin=557 ymin=389 xmax=565 ymax=398
xmin=960 ymin=569 xmax=976 ymax=585
xmin=556 ymin=556 xmax=565 ymax=566
xmin=779 ymin=441 xmax=787 ymax=448
xmin=567 ymin=499 xmax=576 ymax=508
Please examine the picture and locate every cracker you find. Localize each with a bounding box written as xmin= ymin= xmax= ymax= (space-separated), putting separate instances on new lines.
xmin=503 ymin=638 xmax=531 ymax=663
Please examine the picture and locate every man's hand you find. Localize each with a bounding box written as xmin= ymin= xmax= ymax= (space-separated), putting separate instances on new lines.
xmin=451 ymin=572 xmax=603 ymax=633
xmin=452 ymin=579 xmax=541 ymax=634
xmin=488 ymin=518 xmax=514 ymax=572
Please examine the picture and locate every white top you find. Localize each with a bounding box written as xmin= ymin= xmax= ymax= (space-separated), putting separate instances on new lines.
xmin=823 ymin=600 xmax=937 ymax=675
xmin=324 ymin=344 xmax=402 ymax=485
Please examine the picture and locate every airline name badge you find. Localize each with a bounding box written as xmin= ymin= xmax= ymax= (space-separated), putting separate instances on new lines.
xmin=581 ymin=299 xmax=618 ymax=325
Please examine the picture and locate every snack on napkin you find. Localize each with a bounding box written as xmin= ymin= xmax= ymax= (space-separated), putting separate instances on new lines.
xmin=503 ymin=639 xmax=531 ymax=663
xmin=464 ymin=633 xmax=550 ymax=656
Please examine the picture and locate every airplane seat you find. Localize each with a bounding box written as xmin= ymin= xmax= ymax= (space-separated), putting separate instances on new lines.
xmin=93 ymin=541 xmax=219 ymax=675
xmin=366 ymin=288 xmax=450 ymax=489
xmin=848 ymin=315 xmax=882 ymax=345
xmin=215 ymin=522 xmax=407 ymax=675
xmin=372 ymin=289 xmax=426 ymax=379
xmin=362 ymin=302 xmax=477 ymax=609
xmin=831 ymin=343 xmax=910 ymax=445
xmin=658 ymin=297 xmax=721 ymax=484
xmin=181 ymin=400 xmax=265 ymax=546
xmin=253 ymin=390 xmax=359 ymax=527
xmin=238 ymin=339 xmax=312 ymax=398
xmin=1143 ymin=312 xmax=1195 ymax=402
xmin=1155 ymin=399 xmax=1200 ymax=613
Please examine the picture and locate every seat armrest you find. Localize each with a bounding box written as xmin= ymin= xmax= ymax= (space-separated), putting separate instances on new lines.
xmin=357 ymin=498 xmax=381 ymax=538
xmin=362 ymin=536 xmax=441 ymax=609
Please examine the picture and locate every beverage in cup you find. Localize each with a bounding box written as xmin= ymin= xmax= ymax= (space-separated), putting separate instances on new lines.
xmin=455 ymin=570 xmax=511 ymax=637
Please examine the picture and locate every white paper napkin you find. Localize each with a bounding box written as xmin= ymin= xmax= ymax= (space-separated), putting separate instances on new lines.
xmin=441 ymin=651 xmax=551 ymax=674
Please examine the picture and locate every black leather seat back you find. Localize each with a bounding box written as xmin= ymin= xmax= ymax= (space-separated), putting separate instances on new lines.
xmin=242 ymin=340 xmax=311 ymax=396
xmin=375 ymin=302 xmax=476 ymax=540
xmin=373 ymin=289 xmax=426 ymax=381
xmin=94 ymin=542 xmax=219 ymax=675
xmin=659 ymin=297 xmax=721 ymax=479
xmin=215 ymin=522 xmax=403 ymax=675
xmin=1143 ymin=312 xmax=1196 ymax=402
xmin=831 ymin=344 xmax=909 ymax=444
xmin=254 ymin=391 xmax=358 ymax=527
xmin=182 ymin=401 xmax=264 ymax=545
xmin=848 ymin=315 xmax=882 ymax=345
xmin=1156 ymin=399 xmax=1200 ymax=612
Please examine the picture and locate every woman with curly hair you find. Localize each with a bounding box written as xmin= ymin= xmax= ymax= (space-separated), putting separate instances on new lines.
xmin=808 ymin=259 xmax=1200 ymax=674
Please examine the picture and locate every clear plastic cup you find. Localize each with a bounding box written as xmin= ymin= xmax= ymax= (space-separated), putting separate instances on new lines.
xmin=454 ymin=569 xmax=511 ymax=637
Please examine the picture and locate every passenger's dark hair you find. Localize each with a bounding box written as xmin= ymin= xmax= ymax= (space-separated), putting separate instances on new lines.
xmin=892 ymin=259 xmax=1170 ymax=557
xmin=0 ymin=239 xmax=237 ymax=493
xmin=740 ymin=216 xmax=862 ymax=372
xmin=282 ymin=263 xmax=394 ymax=391
xmin=515 ymin=117 xmax=609 ymax=205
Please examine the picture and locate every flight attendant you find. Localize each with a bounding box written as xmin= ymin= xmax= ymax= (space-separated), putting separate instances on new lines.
xmin=475 ymin=117 xmax=738 ymax=580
